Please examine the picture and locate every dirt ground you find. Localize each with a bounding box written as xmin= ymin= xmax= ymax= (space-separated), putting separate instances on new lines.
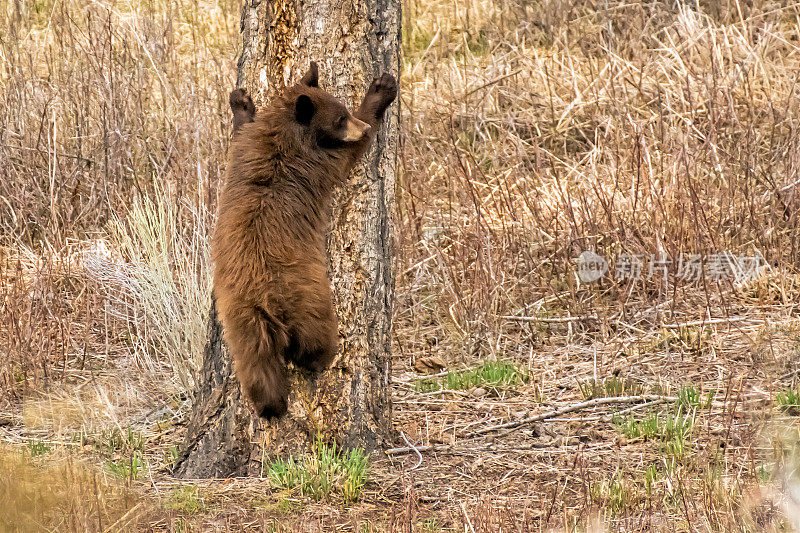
xmin=3 ymin=300 xmax=799 ymax=531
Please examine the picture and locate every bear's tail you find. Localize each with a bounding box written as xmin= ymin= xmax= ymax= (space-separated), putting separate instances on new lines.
xmin=227 ymin=306 xmax=290 ymax=419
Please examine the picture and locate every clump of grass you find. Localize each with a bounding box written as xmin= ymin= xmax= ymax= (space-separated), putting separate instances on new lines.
xmin=615 ymin=412 xmax=661 ymax=441
xmin=26 ymin=439 xmax=51 ymax=457
xmin=266 ymin=439 xmax=369 ymax=503
xmin=653 ymin=327 xmax=711 ymax=354
xmin=107 ymin=452 xmax=144 ymax=480
xmin=166 ymin=485 xmax=206 ymax=513
xmin=414 ymin=360 xmax=529 ymax=393
xmin=414 ymin=377 xmax=442 ymax=393
xmin=776 ymin=388 xmax=800 ymax=415
xmin=82 ymin=186 xmax=211 ymax=392
xmin=676 ymin=385 xmax=712 ymax=412
xmin=419 ymin=518 xmax=443 ymax=532
xmin=590 ymin=472 xmax=630 ymax=516
xmin=100 ymin=426 xmax=145 ymax=454
xmin=643 ymin=464 xmax=660 ymax=497
xmin=71 ymin=426 xmax=144 ymax=454
xmin=578 ymin=375 xmax=643 ymax=399
xmin=660 ymin=409 xmax=695 ymax=457
xmin=74 ymin=426 xmax=147 ymax=480
xmin=613 ymin=406 xmax=695 ymax=457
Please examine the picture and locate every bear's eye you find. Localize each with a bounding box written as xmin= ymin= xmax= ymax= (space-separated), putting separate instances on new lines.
xmin=336 ymin=115 xmax=346 ymax=128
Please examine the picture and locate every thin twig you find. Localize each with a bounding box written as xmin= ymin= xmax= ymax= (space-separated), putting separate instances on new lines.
xmin=386 ymin=444 xmax=438 ymax=456
xmin=461 ymin=501 xmax=477 ymax=533
xmin=661 ymin=317 xmax=754 ymax=328
xmin=464 ymin=68 xmax=523 ymax=97
xmin=400 ymin=431 xmax=424 ymax=470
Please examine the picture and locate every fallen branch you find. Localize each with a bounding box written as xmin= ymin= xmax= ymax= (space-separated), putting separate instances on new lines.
xmin=498 ymin=314 xmax=599 ymax=323
xmin=386 ymin=395 xmax=680 ymax=455
xmin=661 ymin=317 xmax=753 ymax=329
xmin=542 ymin=399 xmax=666 ymax=424
xmin=470 ymin=395 xmax=678 ymax=437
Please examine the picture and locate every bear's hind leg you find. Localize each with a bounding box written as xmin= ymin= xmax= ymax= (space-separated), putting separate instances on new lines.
xmin=236 ymin=355 xmax=288 ymax=419
xmin=285 ymin=320 xmax=338 ymax=374
xmin=284 ymin=292 xmax=338 ymax=374
xmin=224 ymin=307 xmax=289 ymax=418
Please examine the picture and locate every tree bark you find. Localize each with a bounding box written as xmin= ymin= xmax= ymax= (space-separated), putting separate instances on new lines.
xmin=174 ymin=0 xmax=399 ymax=477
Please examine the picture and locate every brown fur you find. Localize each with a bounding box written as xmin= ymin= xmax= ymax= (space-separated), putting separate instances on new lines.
xmin=213 ymin=63 xmax=397 ymax=418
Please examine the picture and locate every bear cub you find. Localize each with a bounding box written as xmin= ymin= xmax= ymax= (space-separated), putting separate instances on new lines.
xmin=213 ymin=63 xmax=397 ymax=419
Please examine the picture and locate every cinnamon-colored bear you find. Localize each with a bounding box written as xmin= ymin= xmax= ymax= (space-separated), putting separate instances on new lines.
xmin=213 ymin=63 xmax=397 ymax=418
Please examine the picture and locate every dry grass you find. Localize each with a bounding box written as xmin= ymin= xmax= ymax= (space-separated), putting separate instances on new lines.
xmin=0 ymin=0 xmax=236 ymax=245
xmin=398 ymin=0 xmax=800 ymax=352
xmin=3 ymin=0 xmax=800 ymax=530
xmin=0 ymin=0 xmax=231 ymax=403
xmin=83 ymin=183 xmax=211 ymax=390
xmin=0 ymin=444 xmax=162 ymax=531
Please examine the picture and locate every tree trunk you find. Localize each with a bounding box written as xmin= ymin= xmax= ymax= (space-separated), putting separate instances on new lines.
xmin=174 ymin=0 xmax=399 ymax=478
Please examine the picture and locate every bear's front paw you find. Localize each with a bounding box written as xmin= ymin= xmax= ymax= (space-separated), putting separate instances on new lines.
xmin=366 ymin=73 xmax=397 ymax=114
xmin=229 ymin=88 xmax=255 ymax=115
xmin=230 ymin=88 xmax=257 ymax=133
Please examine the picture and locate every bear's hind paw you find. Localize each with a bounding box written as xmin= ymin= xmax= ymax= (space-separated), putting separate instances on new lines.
xmin=257 ymin=397 xmax=288 ymax=420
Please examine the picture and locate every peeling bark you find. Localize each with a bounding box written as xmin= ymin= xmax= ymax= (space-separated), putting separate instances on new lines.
xmin=174 ymin=0 xmax=399 ymax=477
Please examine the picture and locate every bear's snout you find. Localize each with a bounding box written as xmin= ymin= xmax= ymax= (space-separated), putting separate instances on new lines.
xmin=342 ymin=117 xmax=371 ymax=142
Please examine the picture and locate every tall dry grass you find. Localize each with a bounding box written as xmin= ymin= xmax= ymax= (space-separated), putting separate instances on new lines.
xmin=0 ymin=445 xmax=163 ymax=531
xmin=397 ymin=0 xmax=800 ymax=363
xmin=0 ymin=0 xmax=237 ymax=246
xmin=0 ymin=0 xmax=236 ymax=401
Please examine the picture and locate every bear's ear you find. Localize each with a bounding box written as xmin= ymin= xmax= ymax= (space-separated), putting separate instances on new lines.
xmin=295 ymin=94 xmax=315 ymax=125
xmin=299 ymin=62 xmax=319 ymax=87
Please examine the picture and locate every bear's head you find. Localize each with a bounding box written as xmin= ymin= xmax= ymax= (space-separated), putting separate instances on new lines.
xmin=288 ymin=62 xmax=371 ymax=149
